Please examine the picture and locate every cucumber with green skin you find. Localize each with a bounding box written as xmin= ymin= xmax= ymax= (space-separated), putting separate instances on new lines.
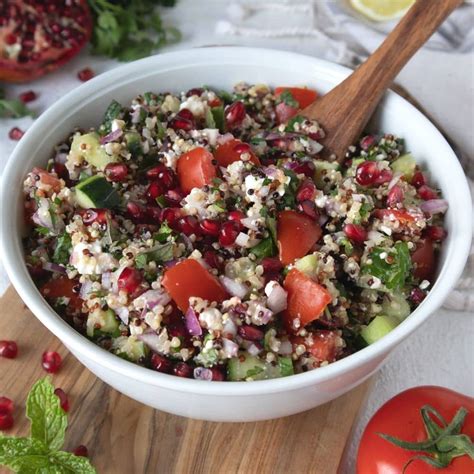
xmin=125 ymin=132 xmax=142 ymax=156
xmin=294 ymin=254 xmax=318 ymax=278
xmin=86 ymin=308 xmax=120 ymax=338
xmin=227 ymin=352 xmax=294 ymax=381
xmin=112 ymin=336 xmax=148 ymax=362
xmin=391 ymin=153 xmax=416 ymax=179
xmin=70 ymin=132 xmax=119 ymax=171
xmin=360 ymin=315 xmax=399 ymax=345
xmin=75 ymin=175 xmax=121 ymax=209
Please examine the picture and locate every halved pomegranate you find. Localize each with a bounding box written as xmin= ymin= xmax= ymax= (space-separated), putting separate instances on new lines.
xmin=0 ymin=1 xmax=93 ymax=83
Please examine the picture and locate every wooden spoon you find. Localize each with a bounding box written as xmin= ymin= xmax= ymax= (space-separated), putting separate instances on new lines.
xmin=301 ymin=0 xmax=463 ymax=161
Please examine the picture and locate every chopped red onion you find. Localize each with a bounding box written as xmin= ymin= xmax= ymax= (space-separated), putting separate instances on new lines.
xmin=265 ymin=281 xmax=288 ymax=314
xmin=261 ymin=166 xmax=279 ymax=178
xmin=164 ymin=259 xmax=179 ymax=268
xmin=219 ymin=276 xmax=248 ymax=299
xmin=387 ymin=172 xmax=403 ymax=190
xmin=32 ymin=198 xmax=53 ymax=229
xmin=115 ymin=307 xmax=129 ymax=325
xmin=420 ymin=199 xmax=449 ymax=215
xmin=130 ymin=106 xmax=142 ymax=124
xmin=54 ymin=152 xmax=68 ymax=164
xmin=222 ymin=338 xmax=239 ymax=358
xmin=193 ymin=367 xmax=213 ymax=381
xmin=42 ymin=262 xmax=67 ymax=274
xmin=278 ymin=339 xmax=293 ymax=355
xmin=247 ymin=342 xmax=262 ymax=356
xmin=222 ymin=318 xmax=237 ymax=338
xmin=79 ymin=280 xmax=93 ymax=299
xmin=101 ymin=272 xmax=112 ymax=290
xmin=185 ymin=307 xmax=202 ymax=336
xmin=318 ymin=213 xmax=329 ymax=227
xmin=138 ymin=289 xmax=171 ymax=310
xmin=100 ymin=129 xmax=123 ymax=144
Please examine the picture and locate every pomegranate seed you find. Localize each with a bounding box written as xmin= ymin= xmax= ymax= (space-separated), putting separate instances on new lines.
xmin=292 ymin=161 xmax=315 ymax=178
xmin=0 ymin=341 xmax=18 ymax=359
xmin=228 ymin=210 xmax=244 ymax=231
xmin=170 ymin=109 xmax=195 ymax=131
xmin=73 ymin=445 xmax=89 ymax=457
xmin=238 ymin=325 xmax=264 ymax=341
xmin=298 ymin=200 xmax=318 ymax=220
xmin=127 ymin=202 xmax=144 ymax=222
xmin=225 ymin=101 xmax=246 ymax=128
xmin=146 ymin=181 xmax=165 ymax=205
xmin=19 ymin=90 xmax=37 ymax=103
xmin=356 ymin=161 xmax=380 ymax=186
xmin=233 ymin=143 xmax=251 ymax=154
xmin=146 ymin=165 xmax=175 ymax=190
xmin=0 ymin=397 xmax=13 ymax=414
xmin=343 ymin=223 xmax=367 ymax=244
xmin=179 ymin=215 xmax=200 ymax=236
xmin=0 ymin=412 xmax=13 ymax=430
xmin=79 ymin=209 xmax=109 ymax=225
xmin=173 ymin=362 xmax=193 ymax=378
xmin=161 ymin=207 xmax=181 ymax=227
xmin=41 ymin=351 xmax=62 ymax=374
xmin=219 ymin=221 xmax=239 ymax=246
xmin=203 ymin=250 xmax=222 ymax=270
xmin=386 ymin=185 xmax=403 ymax=207
xmin=360 ymin=135 xmax=375 ymax=151
xmin=117 ymin=268 xmax=143 ymax=294
xmin=200 ymin=219 xmax=221 ymax=237
xmin=77 ymin=67 xmax=94 ymax=82
xmin=164 ymin=188 xmax=184 ymax=207
xmin=105 ymin=163 xmax=128 ymax=182
xmin=411 ymin=171 xmax=426 ymax=188
xmin=50 ymin=162 xmax=69 ymax=182
xmin=261 ymin=257 xmax=283 ymax=274
xmin=296 ymin=179 xmax=317 ymax=202
xmin=54 ymin=388 xmax=69 ymax=412
xmin=374 ymin=169 xmax=393 ymax=185
xmin=210 ymin=367 xmax=225 ymax=381
xmin=410 ymin=287 xmax=426 ymax=305
xmin=9 ymin=127 xmax=24 ymax=141
xmin=186 ymin=88 xmax=204 ymax=97
xmin=150 ymin=353 xmax=173 ymax=374
xmin=5 ymin=33 xmax=17 ymax=45
xmin=425 ymin=225 xmax=447 ymax=241
xmin=145 ymin=206 xmax=162 ymax=223
xmin=418 ymin=185 xmax=438 ymax=200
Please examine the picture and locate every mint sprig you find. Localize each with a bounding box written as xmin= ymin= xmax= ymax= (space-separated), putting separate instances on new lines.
xmin=0 ymin=88 xmax=34 ymax=119
xmin=0 ymin=378 xmax=96 ymax=473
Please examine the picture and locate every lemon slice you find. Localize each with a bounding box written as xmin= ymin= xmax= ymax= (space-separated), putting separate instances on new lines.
xmin=349 ymin=0 xmax=415 ymax=22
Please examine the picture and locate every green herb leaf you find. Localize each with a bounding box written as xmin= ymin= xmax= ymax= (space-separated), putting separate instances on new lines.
xmin=0 ymin=437 xmax=48 ymax=472
xmin=0 ymin=90 xmax=35 ymax=119
xmin=277 ymin=356 xmax=294 ymax=376
xmin=245 ymin=366 xmax=264 ymax=378
xmin=49 ymin=450 xmax=96 ymax=473
xmin=100 ymin=99 xmax=123 ymax=135
xmin=26 ymin=378 xmax=67 ymax=451
xmin=278 ymin=90 xmax=298 ymax=108
xmin=153 ymin=222 xmax=173 ymax=243
xmin=52 ymin=233 xmax=72 ymax=265
xmin=250 ymin=237 xmax=276 ymax=259
xmin=285 ymin=115 xmax=304 ymax=132
xmin=136 ymin=242 xmax=174 ymax=268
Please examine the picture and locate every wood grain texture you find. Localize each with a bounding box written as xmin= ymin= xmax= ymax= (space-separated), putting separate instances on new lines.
xmin=302 ymin=0 xmax=463 ymax=160
xmin=0 ymin=286 xmax=369 ymax=474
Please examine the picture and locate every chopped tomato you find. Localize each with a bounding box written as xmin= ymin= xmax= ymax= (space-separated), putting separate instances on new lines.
xmin=213 ymin=139 xmax=260 ymax=167
xmin=283 ymin=268 xmax=332 ymax=332
xmin=40 ymin=276 xmax=83 ymax=313
xmin=275 ymin=87 xmax=318 ymax=109
xmin=375 ymin=209 xmax=415 ymax=225
xmin=274 ymin=87 xmax=318 ymax=124
xmin=32 ymin=167 xmax=62 ymax=193
xmin=162 ymin=259 xmax=228 ymax=312
xmin=291 ymin=330 xmax=340 ymax=363
xmin=176 ymin=147 xmax=217 ymax=194
xmin=277 ymin=210 xmax=322 ymax=265
xmin=411 ymin=239 xmax=435 ymax=280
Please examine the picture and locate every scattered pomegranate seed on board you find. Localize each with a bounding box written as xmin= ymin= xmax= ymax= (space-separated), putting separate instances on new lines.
xmin=0 ymin=340 xmax=18 ymax=359
xmin=77 ymin=67 xmax=94 ymax=82
xmin=54 ymin=388 xmax=70 ymax=412
xmin=19 ymin=90 xmax=37 ymax=103
xmin=8 ymin=127 xmax=24 ymax=141
xmin=41 ymin=350 xmax=62 ymax=373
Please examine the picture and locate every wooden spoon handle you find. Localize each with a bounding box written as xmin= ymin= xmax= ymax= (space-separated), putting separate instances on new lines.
xmin=303 ymin=0 xmax=463 ymax=160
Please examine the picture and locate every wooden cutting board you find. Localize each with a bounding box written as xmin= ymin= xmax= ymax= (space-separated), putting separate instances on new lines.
xmin=0 ymin=286 xmax=369 ymax=474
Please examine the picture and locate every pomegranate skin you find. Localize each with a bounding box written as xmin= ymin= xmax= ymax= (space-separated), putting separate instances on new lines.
xmin=0 ymin=1 xmax=93 ymax=83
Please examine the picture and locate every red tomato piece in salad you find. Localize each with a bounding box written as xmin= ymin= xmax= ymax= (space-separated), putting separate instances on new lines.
xmin=176 ymin=147 xmax=217 ymax=194
xmin=40 ymin=276 xmax=83 ymax=313
xmin=213 ymin=139 xmax=260 ymax=167
xmin=275 ymin=87 xmax=318 ymax=123
xmin=283 ymin=268 xmax=332 ymax=332
xmin=277 ymin=210 xmax=322 ymax=265
xmin=292 ymin=330 xmax=340 ymax=363
xmin=411 ymin=239 xmax=436 ymax=281
xmin=162 ymin=259 xmax=229 ymax=312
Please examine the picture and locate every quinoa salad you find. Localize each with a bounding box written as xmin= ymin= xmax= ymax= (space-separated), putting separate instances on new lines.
xmin=23 ymin=83 xmax=448 ymax=382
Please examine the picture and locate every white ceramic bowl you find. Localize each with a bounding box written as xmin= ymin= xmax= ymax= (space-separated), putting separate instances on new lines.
xmin=1 ymin=48 xmax=471 ymax=422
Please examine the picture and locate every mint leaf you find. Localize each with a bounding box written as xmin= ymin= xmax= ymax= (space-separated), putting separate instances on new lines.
xmin=250 ymin=237 xmax=276 ymax=259
xmin=0 ymin=437 xmax=48 ymax=472
xmin=278 ymin=90 xmax=298 ymax=108
xmin=26 ymin=378 xmax=67 ymax=451
xmin=0 ymin=97 xmax=34 ymax=119
xmin=49 ymin=451 xmax=96 ymax=473
xmin=53 ymin=233 xmax=72 ymax=265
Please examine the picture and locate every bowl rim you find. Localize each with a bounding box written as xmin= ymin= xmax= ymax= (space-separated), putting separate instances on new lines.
xmin=1 ymin=46 xmax=472 ymax=396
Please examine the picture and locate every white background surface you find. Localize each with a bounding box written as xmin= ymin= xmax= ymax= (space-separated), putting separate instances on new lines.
xmin=0 ymin=1 xmax=473 ymax=472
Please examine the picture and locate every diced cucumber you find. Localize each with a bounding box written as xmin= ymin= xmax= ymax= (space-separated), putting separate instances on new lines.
xmin=70 ymin=132 xmax=119 ymax=171
xmin=382 ymin=292 xmax=411 ymax=321
xmin=112 ymin=336 xmax=147 ymax=362
xmin=125 ymin=132 xmax=142 ymax=156
xmin=360 ymin=315 xmax=399 ymax=345
xmin=227 ymin=352 xmax=294 ymax=381
xmin=314 ymin=159 xmax=340 ymax=188
xmin=75 ymin=175 xmax=120 ymax=209
xmin=294 ymin=254 xmax=318 ymax=278
xmin=86 ymin=308 xmax=120 ymax=338
xmin=391 ymin=153 xmax=416 ymax=179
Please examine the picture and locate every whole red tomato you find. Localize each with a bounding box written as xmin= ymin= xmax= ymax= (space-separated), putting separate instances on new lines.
xmin=357 ymin=386 xmax=474 ymax=474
